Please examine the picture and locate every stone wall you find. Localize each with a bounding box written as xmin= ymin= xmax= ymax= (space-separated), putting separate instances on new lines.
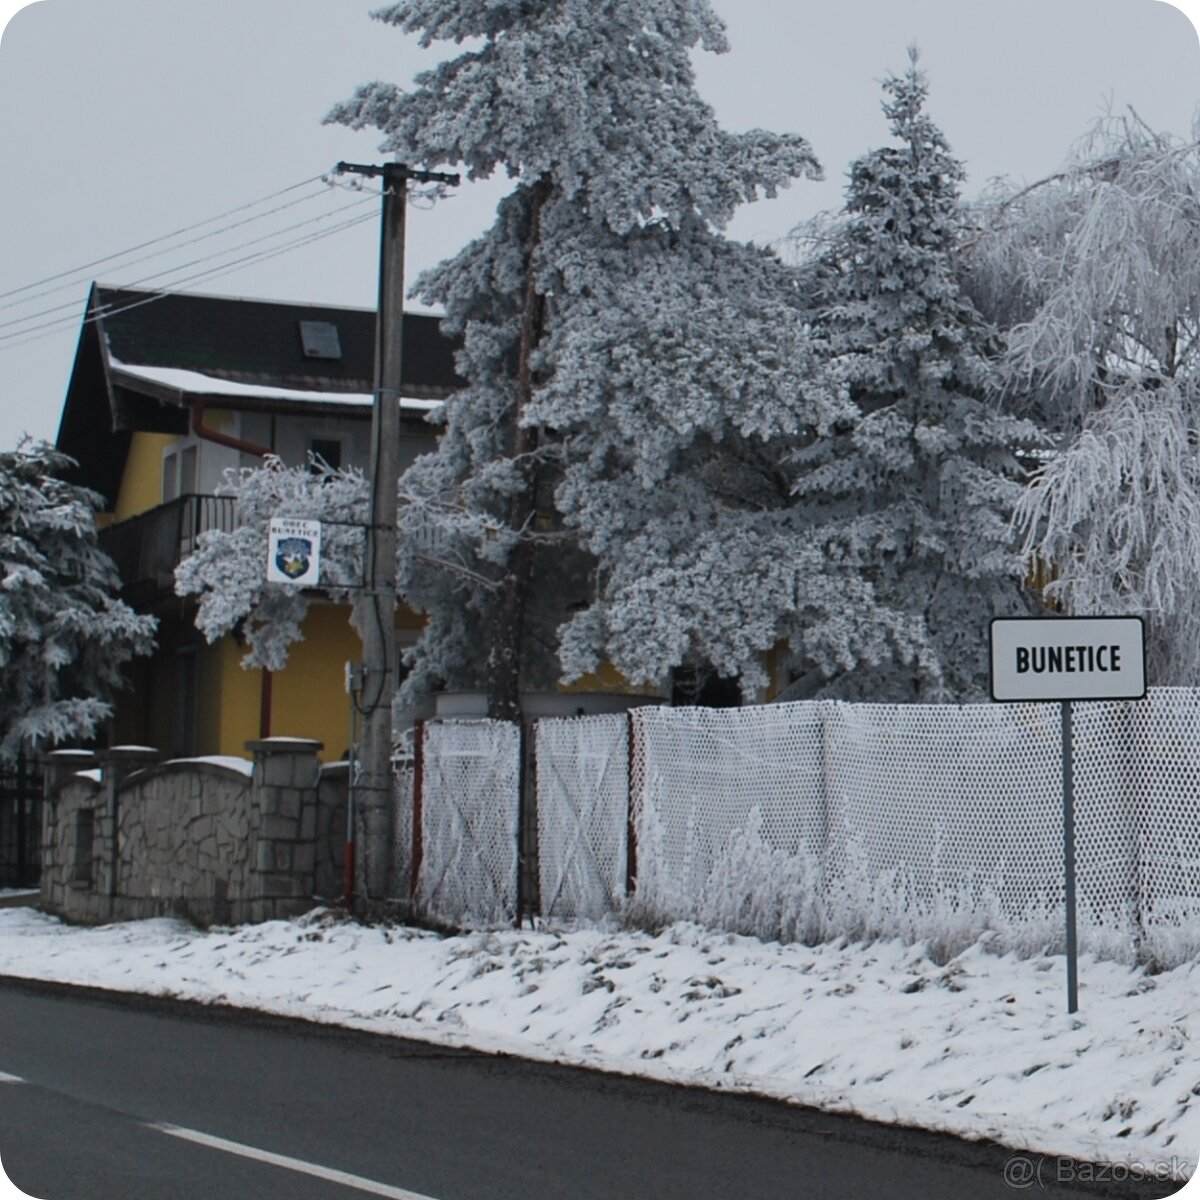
xmin=40 ymin=740 xmax=349 ymax=927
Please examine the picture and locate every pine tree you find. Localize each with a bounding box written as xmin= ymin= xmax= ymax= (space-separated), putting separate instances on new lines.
xmin=327 ymin=0 xmax=825 ymax=716
xmin=790 ymin=53 xmax=1041 ymax=701
xmin=0 ymin=442 xmax=156 ymax=758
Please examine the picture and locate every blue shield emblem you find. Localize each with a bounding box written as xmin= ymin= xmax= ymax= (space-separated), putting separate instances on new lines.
xmin=274 ymin=536 xmax=312 ymax=581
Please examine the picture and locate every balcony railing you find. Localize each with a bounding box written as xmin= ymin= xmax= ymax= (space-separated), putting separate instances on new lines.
xmin=100 ymin=494 xmax=238 ymax=605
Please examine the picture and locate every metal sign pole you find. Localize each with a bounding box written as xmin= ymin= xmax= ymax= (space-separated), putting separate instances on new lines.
xmin=1060 ymin=699 xmax=1079 ymax=1015
xmin=990 ymin=614 xmax=1147 ymax=1017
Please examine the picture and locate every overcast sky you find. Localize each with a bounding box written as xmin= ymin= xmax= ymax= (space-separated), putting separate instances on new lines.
xmin=0 ymin=0 xmax=1196 ymax=451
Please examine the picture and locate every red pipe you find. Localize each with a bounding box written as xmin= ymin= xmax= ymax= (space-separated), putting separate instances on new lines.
xmin=191 ymin=398 xmax=272 ymax=457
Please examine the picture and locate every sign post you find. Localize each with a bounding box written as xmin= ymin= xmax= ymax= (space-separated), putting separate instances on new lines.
xmin=989 ymin=615 xmax=1146 ymax=1014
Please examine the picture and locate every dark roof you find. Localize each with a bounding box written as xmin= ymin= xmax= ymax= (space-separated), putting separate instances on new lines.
xmin=57 ymin=284 xmax=462 ymax=504
xmin=91 ymin=285 xmax=459 ymax=396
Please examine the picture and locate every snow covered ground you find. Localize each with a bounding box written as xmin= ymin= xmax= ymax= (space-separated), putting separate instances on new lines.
xmin=0 ymin=907 xmax=1196 ymax=1189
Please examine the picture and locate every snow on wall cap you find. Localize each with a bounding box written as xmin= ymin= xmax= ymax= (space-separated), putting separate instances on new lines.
xmin=46 ymin=749 xmax=98 ymax=758
xmin=166 ymin=755 xmax=255 ymax=777
xmin=74 ymin=768 xmax=102 ymax=783
xmin=245 ymin=737 xmax=324 ymax=754
xmin=108 ymin=745 xmax=159 ymax=753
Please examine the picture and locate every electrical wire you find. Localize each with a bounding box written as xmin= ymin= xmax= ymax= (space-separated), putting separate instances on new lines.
xmin=0 ymin=209 xmax=380 ymax=353
xmin=0 ymin=174 xmax=330 ymax=303
xmin=0 ymin=191 xmax=380 ymax=334
xmin=0 ymin=183 xmax=344 ymax=318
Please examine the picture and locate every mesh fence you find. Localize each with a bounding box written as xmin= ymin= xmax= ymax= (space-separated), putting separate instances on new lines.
xmin=536 ymin=714 xmax=628 ymax=922
xmin=627 ymin=691 xmax=1200 ymax=965
xmin=391 ymin=757 xmax=414 ymax=900
xmin=415 ymin=720 xmax=520 ymax=928
xmin=1075 ymin=691 xmax=1200 ymax=966
xmin=409 ymin=691 xmax=1200 ymax=965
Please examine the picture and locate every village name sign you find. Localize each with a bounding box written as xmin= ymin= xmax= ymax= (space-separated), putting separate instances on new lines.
xmin=990 ymin=615 xmax=1146 ymax=703
xmin=988 ymin=614 xmax=1146 ymax=1015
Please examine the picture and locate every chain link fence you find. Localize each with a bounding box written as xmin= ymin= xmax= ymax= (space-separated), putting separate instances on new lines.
xmin=410 ymin=690 xmax=1200 ymax=965
xmin=413 ymin=720 xmax=520 ymax=928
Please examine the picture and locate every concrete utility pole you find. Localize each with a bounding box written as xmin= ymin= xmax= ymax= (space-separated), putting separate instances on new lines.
xmin=336 ymin=160 xmax=458 ymax=907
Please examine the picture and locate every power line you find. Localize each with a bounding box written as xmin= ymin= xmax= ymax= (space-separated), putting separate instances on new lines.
xmin=0 ymin=174 xmax=329 ymax=303
xmin=0 ymin=183 xmax=344 ymax=318
xmin=0 ymin=209 xmax=379 ymax=353
xmin=0 ymin=191 xmax=380 ymax=334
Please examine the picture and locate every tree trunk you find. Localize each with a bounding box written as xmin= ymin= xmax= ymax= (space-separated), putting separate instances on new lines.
xmin=486 ymin=178 xmax=550 ymax=722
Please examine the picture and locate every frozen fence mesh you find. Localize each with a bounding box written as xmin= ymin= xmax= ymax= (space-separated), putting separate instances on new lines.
xmin=1075 ymin=690 xmax=1200 ymax=965
xmin=410 ymin=691 xmax=1200 ymax=966
xmin=822 ymin=702 xmax=1063 ymax=954
xmin=536 ymin=714 xmax=628 ymax=921
xmin=390 ymin=757 xmax=414 ymax=898
xmin=416 ymin=720 xmax=520 ymax=928
xmin=625 ymin=694 xmax=1200 ymax=962
xmin=629 ymin=703 xmax=826 ymax=942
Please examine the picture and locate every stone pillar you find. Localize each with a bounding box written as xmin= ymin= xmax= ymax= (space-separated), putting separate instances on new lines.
xmin=246 ymin=738 xmax=322 ymax=922
xmin=40 ymin=750 xmax=99 ymax=906
xmin=99 ymin=747 xmax=161 ymax=915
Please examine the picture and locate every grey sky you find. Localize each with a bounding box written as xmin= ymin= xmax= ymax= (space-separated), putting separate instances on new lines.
xmin=0 ymin=0 xmax=1196 ymax=451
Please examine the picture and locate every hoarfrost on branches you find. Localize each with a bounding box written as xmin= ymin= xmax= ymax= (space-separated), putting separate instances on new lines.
xmin=0 ymin=441 xmax=155 ymax=758
xmin=328 ymin=0 xmax=823 ymax=714
xmin=979 ymin=113 xmax=1200 ymax=680
xmin=175 ymin=457 xmax=368 ymax=671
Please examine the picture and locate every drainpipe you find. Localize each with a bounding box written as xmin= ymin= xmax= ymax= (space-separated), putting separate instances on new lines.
xmin=190 ymin=397 xmax=272 ymax=458
xmin=189 ymin=398 xmax=274 ymax=740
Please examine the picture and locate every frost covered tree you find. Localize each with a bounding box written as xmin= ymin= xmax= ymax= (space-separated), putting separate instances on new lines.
xmin=788 ymin=54 xmax=1042 ymax=701
xmin=0 ymin=442 xmax=155 ymax=759
xmin=327 ymin=0 xmax=828 ymax=715
xmin=175 ymin=457 xmax=368 ymax=669
xmin=973 ymin=112 xmax=1200 ymax=683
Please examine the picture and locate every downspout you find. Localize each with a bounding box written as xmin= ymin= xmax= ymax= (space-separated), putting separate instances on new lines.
xmin=189 ymin=398 xmax=275 ymax=740
xmin=190 ymin=397 xmax=272 ymax=458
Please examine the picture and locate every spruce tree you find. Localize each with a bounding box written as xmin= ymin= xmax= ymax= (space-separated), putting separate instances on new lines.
xmin=791 ymin=53 xmax=1041 ymax=701
xmin=0 ymin=442 xmax=155 ymax=758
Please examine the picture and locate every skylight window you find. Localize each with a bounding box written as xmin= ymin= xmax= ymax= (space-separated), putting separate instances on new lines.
xmin=299 ymin=320 xmax=342 ymax=360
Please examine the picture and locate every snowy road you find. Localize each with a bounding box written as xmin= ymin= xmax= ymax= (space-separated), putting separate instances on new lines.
xmin=0 ymin=979 xmax=1149 ymax=1200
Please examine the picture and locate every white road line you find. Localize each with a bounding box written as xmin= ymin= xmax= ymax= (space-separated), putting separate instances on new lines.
xmin=148 ymin=1123 xmax=442 ymax=1200
xmin=0 ymin=1072 xmax=23 ymax=1084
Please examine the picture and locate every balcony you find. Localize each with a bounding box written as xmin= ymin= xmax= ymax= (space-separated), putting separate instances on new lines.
xmin=100 ymin=494 xmax=237 ymax=606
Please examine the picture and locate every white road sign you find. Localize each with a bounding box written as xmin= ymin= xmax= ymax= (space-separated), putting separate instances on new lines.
xmin=989 ymin=616 xmax=1145 ymax=702
xmin=266 ymin=518 xmax=322 ymax=587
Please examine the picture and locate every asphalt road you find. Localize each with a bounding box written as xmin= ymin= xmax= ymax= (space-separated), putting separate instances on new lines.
xmin=0 ymin=978 xmax=1182 ymax=1200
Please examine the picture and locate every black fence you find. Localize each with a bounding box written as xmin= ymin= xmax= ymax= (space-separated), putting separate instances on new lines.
xmin=100 ymin=494 xmax=238 ymax=605
xmin=0 ymin=754 xmax=41 ymax=889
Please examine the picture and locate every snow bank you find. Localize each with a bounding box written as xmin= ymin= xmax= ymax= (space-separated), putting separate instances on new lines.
xmin=0 ymin=908 xmax=1194 ymax=1181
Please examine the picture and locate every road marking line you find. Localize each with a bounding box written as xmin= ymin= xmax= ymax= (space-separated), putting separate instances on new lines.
xmin=148 ymin=1122 xmax=441 ymax=1200
xmin=0 ymin=1072 xmax=23 ymax=1084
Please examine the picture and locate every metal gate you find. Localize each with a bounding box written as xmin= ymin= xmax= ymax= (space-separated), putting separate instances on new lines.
xmin=414 ymin=721 xmax=520 ymax=927
xmin=0 ymin=754 xmax=41 ymax=889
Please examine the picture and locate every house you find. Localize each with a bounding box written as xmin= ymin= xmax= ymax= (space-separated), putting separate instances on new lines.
xmin=57 ymin=283 xmax=460 ymax=760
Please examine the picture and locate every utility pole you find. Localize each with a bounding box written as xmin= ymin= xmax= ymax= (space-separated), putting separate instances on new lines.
xmin=336 ymin=160 xmax=458 ymax=908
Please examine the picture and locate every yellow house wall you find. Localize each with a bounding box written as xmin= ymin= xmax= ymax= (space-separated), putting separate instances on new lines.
xmin=264 ymin=604 xmax=363 ymax=761
xmin=113 ymin=431 xmax=178 ymax=520
xmin=208 ymin=637 xmax=262 ymax=759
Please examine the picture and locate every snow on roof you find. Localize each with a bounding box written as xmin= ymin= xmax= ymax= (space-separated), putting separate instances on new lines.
xmin=108 ymin=359 xmax=443 ymax=413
